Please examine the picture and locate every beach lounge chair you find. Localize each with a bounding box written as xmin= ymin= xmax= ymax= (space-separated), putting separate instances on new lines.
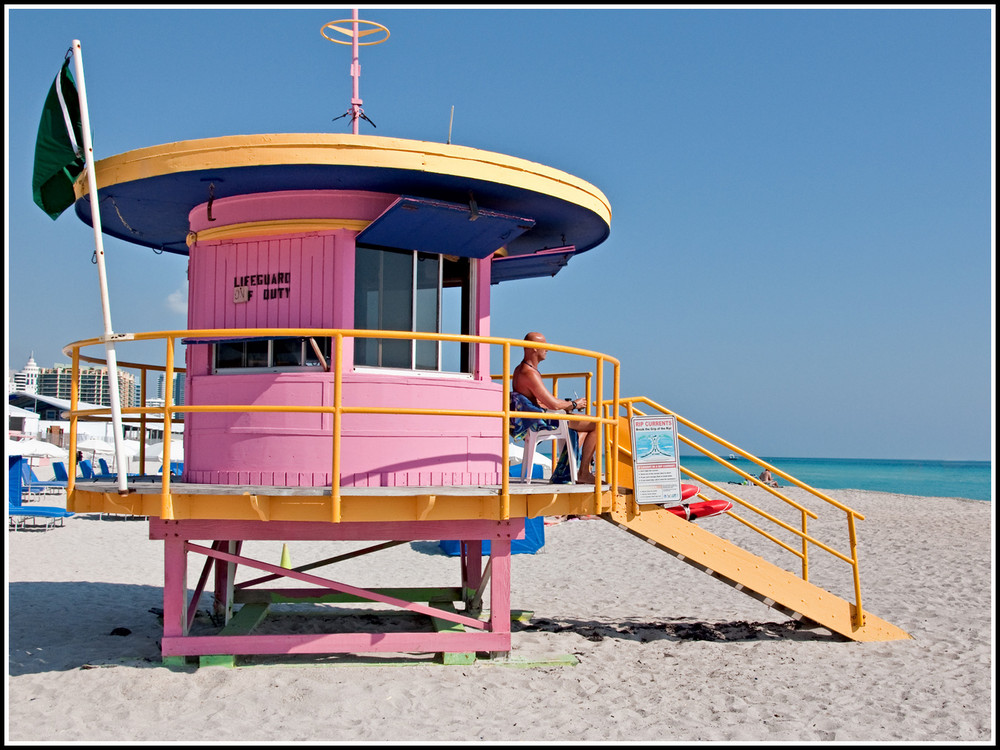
xmin=19 ymin=461 xmax=67 ymax=494
xmin=97 ymin=458 xmax=116 ymax=478
xmin=79 ymin=459 xmax=95 ymax=479
xmin=9 ymin=503 xmax=75 ymax=529
xmin=52 ymin=461 xmax=70 ymax=482
xmin=8 ymin=456 xmax=73 ymax=529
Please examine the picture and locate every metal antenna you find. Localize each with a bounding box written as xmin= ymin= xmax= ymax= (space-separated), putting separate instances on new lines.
xmin=321 ymin=10 xmax=390 ymax=135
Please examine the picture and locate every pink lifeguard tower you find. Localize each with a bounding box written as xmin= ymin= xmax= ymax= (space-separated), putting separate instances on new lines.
xmin=65 ymin=14 xmax=618 ymax=665
xmin=62 ymin=15 xmax=910 ymax=667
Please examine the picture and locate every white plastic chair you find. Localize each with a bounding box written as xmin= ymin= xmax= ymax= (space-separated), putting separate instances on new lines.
xmin=520 ymin=417 xmax=578 ymax=484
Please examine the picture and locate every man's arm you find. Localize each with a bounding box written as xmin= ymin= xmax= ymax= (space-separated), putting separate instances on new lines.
xmin=518 ymin=367 xmax=577 ymax=412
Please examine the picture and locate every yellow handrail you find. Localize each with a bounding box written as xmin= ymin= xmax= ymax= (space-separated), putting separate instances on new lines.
xmin=332 ymin=333 xmax=343 ymax=523
xmin=619 ymin=395 xmax=866 ymax=629
xmin=61 ymin=327 xmax=620 ymax=526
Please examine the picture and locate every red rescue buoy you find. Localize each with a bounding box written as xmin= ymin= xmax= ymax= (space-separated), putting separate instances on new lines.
xmin=663 ymin=498 xmax=733 ymax=521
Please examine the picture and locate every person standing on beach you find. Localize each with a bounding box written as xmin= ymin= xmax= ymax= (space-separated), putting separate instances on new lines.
xmin=511 ymin=331 xmax=598 ymax=483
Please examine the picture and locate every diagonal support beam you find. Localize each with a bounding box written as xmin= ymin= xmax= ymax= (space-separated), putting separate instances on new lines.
xmin=186 ymin=541 xmax=488 ymax=631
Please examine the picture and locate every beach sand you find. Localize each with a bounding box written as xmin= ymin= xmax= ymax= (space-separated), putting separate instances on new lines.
xmin=6 ymin=486 xmax=993 ymax=743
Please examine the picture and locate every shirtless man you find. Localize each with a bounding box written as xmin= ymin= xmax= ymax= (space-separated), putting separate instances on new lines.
xmin=511 ymin=331 xmax=598 ymax=483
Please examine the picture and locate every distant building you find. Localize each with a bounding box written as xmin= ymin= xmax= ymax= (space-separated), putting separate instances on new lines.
xmin=9 ymin=356 xmax=137 ymax=408
xmin=157 ymin=372 xmax=186 ymax=405
xmin=9 ymin=353 xmax=40 ymax=394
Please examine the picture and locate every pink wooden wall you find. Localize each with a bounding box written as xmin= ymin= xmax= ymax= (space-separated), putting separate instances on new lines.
xmin=183 ymin=190 xmax=503 ymax=487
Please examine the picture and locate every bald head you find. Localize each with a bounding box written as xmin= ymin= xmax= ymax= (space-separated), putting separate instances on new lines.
xmin=522 ymin=331 xmax=548 ymax=365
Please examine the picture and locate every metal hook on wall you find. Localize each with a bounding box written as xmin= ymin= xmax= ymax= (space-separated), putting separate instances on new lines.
xmin=207 ymin=182 xmax=216 ymax=222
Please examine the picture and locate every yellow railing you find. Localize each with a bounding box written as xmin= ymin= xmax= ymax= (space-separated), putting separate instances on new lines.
xmin=617 ymin=396 xmax=867 ymax=628
xmin=61 ymin=328 xmax=621 ymax=523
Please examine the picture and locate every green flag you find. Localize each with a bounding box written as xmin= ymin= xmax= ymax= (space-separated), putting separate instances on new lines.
xmin=32 ymin=57 xmax=86 ymax=220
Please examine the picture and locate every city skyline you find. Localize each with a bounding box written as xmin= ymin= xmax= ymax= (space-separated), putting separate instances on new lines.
xmin=8 ymin=352 xmax=186 ymax=408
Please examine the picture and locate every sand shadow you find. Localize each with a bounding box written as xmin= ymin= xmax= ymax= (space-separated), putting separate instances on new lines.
xmin=408 ymin=540 xmax=449 ymax=556
xmin=8 ymin=579 xmax=846 ymax=678
xmin=8 ymin=581 xmax=191 ymax=676
xmin=513 ymin=616 xmax=848 ymax=644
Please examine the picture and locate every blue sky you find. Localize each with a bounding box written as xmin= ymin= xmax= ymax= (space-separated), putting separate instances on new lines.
xmin=5 ymin=6 xmax=994 ymax=461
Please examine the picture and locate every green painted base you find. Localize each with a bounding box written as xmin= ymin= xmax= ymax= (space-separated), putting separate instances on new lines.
xmin=167 ymin=603 xmax=576 ymax=669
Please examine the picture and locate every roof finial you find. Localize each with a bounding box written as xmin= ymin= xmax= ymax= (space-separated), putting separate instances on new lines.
xmin=321 ymin=9 xmax=390 ymax=135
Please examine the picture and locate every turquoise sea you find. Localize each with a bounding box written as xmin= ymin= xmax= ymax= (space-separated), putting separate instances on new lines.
xmin=678 ymin=455 xmax=992 ymax=502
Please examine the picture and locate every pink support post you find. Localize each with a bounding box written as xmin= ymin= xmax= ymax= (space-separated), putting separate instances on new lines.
xmin=162 ymin=535 xmax=189 ymax=640
xmin=463 ymin=540 xmax=483 ymax=592
xmin=489 ymin=539 xmax=512 ymax=639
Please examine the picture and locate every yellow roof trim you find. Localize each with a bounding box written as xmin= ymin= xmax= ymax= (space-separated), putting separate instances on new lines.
xmin=76 ymin=133 xmax=612 ymax=228
xmin=188 ymin=218 xmax=371 ymax=246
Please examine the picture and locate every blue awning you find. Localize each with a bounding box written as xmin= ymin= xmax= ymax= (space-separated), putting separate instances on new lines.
xmin=356 ymin=196 xmax=535 ymax=259
xmin=490 ymin=245 xmax=576 ymax=284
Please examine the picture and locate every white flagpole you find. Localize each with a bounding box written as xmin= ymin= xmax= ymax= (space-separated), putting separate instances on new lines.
xmin=71 ymin=39 xmax=130 ymax=496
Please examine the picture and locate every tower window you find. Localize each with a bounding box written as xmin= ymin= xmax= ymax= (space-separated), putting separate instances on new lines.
xmin=354 ymin=245 xmax=473 ymax=373
xmin=213 ymin=337 xmax=332 ymax=372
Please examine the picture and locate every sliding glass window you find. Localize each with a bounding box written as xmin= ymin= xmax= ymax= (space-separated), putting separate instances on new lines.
xmin=354 ymin=245 xmax=473 ymax=373
xmin=213 ymin=337 xmax=332 ymax=372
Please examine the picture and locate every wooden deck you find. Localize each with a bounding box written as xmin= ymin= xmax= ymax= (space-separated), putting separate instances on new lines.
xmin=68 ymin=477 xmax=614 ymax=523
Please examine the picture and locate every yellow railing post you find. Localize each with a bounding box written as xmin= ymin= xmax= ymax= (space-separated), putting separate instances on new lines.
xmin=160 ymin=335 xmax=175 ymax=520
xmin=612 ymin=360 xmax=620 ymax=498
xmin=622 ymin=400 xmax=634 ymax=517
xmin=332 ymin=333 xmax=343 ymax=523
xmin=801 ymin=509 xmax=809 ymax=581
xmin=848 ymin=512 xmax=865 ymax=628
xmin=593 ymin=355 xmax=604 ymax=514
xmin=500 ymin=343 xmax=511 ymax=521
xmin=139 ymin=367 xmax=148 ymax=472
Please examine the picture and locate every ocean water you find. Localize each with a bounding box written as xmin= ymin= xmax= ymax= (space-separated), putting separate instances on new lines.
xmin=678 ymin=455 xmax=992 ymax=503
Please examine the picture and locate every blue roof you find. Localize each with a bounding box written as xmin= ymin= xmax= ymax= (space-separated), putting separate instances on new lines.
xmin=73 ymin=135 xmax=611 ymax=284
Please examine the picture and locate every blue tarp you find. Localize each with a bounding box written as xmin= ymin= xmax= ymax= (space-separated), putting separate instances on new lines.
xmin=438 ymin=463 xmax=546 ymax=555
xmin=438 ymin=515 xmax=545 ymax=556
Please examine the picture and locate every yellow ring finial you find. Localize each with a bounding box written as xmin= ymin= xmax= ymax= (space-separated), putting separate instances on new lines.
xmin=320 ymin=19 xmax=390 ymax=46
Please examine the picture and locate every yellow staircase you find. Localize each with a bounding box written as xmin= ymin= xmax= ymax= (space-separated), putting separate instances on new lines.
xmin=607 ymin=408 xmax=911 ymax=642
xmin=602 ymin=505 xmax=910 ymax=642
